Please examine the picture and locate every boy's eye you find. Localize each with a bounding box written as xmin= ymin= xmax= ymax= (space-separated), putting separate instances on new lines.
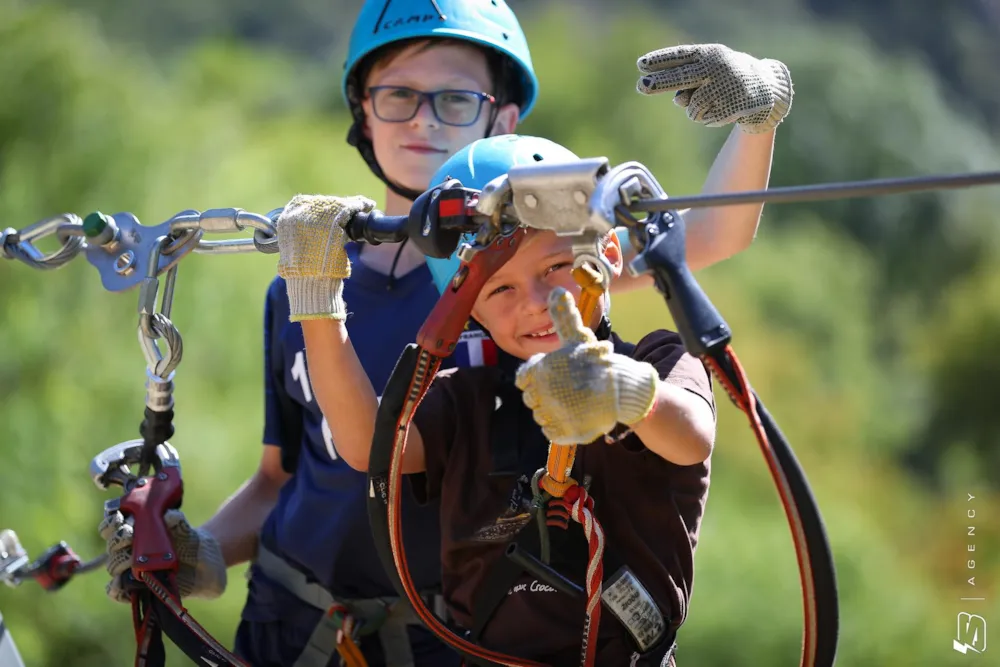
xmin=488 ymin=284 xmax=511 ymax=297
xmin=545 ymin=262 xmax=572 ymax=276
xmin=388 ymin=88 xmax=415 ymax=99
xmin=440 ymin=92 xmax=474 ymax=105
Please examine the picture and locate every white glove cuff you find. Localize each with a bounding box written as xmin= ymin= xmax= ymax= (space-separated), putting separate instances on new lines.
xmin=741 ymin=58 xmax=794 ymax=134
xmin=186 ymin=529 xmax=227 ymax=599
xmin=615 ymin=359 xmax=660 ymax=426
xmin=286 ymin=276 xmax=347 ymax=322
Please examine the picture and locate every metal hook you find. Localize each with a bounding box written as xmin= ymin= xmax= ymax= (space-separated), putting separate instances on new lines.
xmin=137 ymin=237 xmax=183 ymax=378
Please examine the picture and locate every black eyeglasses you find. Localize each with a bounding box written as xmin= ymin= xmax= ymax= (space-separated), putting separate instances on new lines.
xmin=367 ymin=86 xmax=496 ymax=127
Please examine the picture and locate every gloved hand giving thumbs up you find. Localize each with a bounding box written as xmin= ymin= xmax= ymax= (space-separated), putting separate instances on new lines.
xmin=514 ymin=288 xmax=659 ymax=446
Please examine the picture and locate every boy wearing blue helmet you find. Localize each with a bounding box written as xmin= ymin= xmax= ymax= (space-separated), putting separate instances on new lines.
xmin=276 ymin=133 xmax=717 ymax=666
xmin=99 ymin=1 xmax=793 ymax=666
xmin=336 ymin=2 xmax=792 ymax=294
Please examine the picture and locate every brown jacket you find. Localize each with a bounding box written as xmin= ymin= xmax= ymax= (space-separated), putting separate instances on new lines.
xmin=412 ymin=329 xmax=715 ymax=665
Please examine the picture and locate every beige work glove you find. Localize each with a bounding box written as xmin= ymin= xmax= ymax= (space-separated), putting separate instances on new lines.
xmin=515 ymin=288 xmax=659 ymax=445
xmin=275 ymin=194 xmax=376 ymax=321
xmin=636 ymin=43 xmax=794 ymax=134
xmin=98 ymin=509 xmax=226 ymax=604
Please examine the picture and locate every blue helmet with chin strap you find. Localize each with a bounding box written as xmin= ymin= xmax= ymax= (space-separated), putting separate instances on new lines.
xmin=342 ymin=0 xmax=540 ymax=200
xmin=423 ymin=134 xmax=580 ymax=293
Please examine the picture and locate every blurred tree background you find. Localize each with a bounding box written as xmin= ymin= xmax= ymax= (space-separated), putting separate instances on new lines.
xmin=1 ymin=0 xmax=997 ymax=665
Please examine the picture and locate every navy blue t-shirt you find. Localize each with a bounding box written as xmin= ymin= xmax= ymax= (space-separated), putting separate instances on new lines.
xmin=257 ymin=242 xmax=492 ymax=600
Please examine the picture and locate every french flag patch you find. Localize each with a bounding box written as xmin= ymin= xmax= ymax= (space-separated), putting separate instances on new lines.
xmin=453 ymin=328 xmax=498 ymax=368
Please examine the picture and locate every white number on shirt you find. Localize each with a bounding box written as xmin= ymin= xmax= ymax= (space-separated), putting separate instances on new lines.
xmin=290 ymin=350 xmax=314 ymax=403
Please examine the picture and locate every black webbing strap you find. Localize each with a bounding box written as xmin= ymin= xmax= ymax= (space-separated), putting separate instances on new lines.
xmin=130 ymin=575 xmax=248 ymax=667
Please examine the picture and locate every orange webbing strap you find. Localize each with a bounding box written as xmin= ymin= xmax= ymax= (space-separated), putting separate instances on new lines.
xmin=336 ymin=641 xmax=366 ymax=667
xmin=333 ymin=612 xmax=367 ymax=667
xmin=326 ymin=604 xmax=368 ymax=667
xmin=538 ymin=263 xmax=606 ymax=499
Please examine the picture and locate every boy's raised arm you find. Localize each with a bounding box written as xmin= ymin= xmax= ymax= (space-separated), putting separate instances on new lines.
xmin=275 ymin=194 xmax=427 ymax=474
xmin=630 ymin=44 xmax=794 ymax=274
xmin=681 ymin=127 xmax=776 ymax=272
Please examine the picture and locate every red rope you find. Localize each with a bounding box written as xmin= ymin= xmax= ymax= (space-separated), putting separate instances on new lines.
xmin=555 ymin=484 xmax=605 ymax=667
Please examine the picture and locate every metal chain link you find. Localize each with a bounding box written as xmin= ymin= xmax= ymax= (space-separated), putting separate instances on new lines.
xmin=1 ymin=214 xmax=86 ymax=269
xmin=1 ymin=207 xmax=279 ymax=282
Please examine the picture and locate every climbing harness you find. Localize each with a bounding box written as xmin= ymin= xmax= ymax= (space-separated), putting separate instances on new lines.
xmin=252 ymin=543 xmax=440 ymax=667
xmin=362 ymin=162 xmax=1000 ymax=667
xmin=3 ymin=165 xmax=1000 ymax=665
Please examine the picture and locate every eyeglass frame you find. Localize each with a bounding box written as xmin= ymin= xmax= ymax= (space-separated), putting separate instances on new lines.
xmin=366 ymin=85 xmax=497 ymax=127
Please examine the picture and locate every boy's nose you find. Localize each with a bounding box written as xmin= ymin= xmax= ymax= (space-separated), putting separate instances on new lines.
xmin=524 ymin=280 xmax=551 ymax=314
xmin=408 ymin=97 xmax=440 ymax=129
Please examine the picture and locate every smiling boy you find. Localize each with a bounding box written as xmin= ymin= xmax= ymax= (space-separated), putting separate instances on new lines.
xmin=275 ymin=134 xmax=717 ymax=666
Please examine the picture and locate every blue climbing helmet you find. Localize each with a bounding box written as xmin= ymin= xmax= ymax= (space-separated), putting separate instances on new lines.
xmin=342 ymin=0 xmax=540 ymax=199
xmin=424 ymin=134 xmax=580 ymax=293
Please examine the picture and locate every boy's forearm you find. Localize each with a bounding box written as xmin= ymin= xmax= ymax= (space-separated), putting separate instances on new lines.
xmin=200 ymin=473 xmax=283 ymax=567
xmin=632 ymin=381 xmax=716 ymax=466
xmin=610 ymin=127 xmax=775 ymax=294
xmin=301 ymin=319 xmax=379 ymax=472
xmin=684 ymin=126 xmax=776 ymax=271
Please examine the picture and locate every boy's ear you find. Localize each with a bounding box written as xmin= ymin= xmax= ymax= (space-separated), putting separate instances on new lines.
xmin=603 ymin=231 xmax=624 ymax=278
xmin=490 ymin=103 xmax=520 ymax=136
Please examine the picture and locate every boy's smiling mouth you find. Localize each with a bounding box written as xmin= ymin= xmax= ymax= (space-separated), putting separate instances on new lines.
xmin=524 ymin=325 xmax=556 ymax=339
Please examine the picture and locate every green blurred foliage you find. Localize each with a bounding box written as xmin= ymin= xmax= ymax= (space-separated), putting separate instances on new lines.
xmin=1 ymin=1 xmax=998 ymax=666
